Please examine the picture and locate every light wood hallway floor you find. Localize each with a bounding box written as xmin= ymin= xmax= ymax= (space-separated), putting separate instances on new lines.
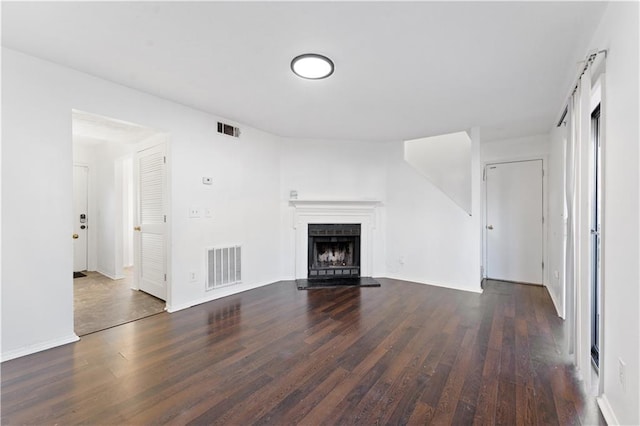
xmin=74 ymin=268 xmax=166 ymax=336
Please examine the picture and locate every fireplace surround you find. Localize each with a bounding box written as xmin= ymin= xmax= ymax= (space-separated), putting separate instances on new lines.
xmin=290 ymin=199 xmax=380 ymax=280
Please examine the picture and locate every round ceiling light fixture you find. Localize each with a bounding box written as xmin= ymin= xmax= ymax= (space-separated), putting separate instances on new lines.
xmin=291 ymin=53 xmax=334 ymax=80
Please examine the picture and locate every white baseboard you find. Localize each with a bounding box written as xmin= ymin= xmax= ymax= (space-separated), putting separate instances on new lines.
xmin=1 ymin=333 xmax=79 ymax=363
xmin=382 ymin=273 xmax=483 ymax=294
xmin=597 ymin=394 xmax=620 ymax=425
xmin=545 ymin=284 xmax=565 ymax=319
xmin=166 ymin=279 xmax=276 ymax=313
xmin=96 ymin=269 xmax=122 ymax=280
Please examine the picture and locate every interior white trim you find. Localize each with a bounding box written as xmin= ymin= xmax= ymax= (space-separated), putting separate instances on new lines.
xmin=384 ymin=274 xmax=483 ymax=294
xmin=290 ymin=199 xmax=381 ymax=280
xmin=546 ymin=285 xmax=565 ymax=319
xmin=289 ymin=199 xmax=382 ymax=209
xmin=166 ymin=279 xmax=275 ymax=313
xmin=1 ymin=334 xmax=80 ymax=362
xmin=597 ymin=395 xmax=620 ymax=426
xmin=481 ymin=156 xmax=548 ymax=286
xmin=96 ymin=268 xmax=124 ymax=281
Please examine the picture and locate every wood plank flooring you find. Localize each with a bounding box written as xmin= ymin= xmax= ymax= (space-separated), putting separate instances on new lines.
xmin=1 ymin=278 xmax=604 ymax=425
xmin=74 ymin=269 xmax=165 ymax=336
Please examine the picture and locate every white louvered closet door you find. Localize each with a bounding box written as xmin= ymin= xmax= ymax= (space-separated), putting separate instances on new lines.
xmin=135 ymin=143 xmax=167 ymax=300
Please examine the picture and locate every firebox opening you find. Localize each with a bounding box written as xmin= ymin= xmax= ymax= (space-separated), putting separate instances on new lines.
xmin=308 ymin=224 xmax=361 ymax=280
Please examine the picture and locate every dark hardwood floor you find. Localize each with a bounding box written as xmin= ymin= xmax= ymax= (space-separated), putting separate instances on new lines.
xmin=74 ymin=269 xmax=165 ymax=336
xmin=2 ymin=278 xmax=604 ymax=425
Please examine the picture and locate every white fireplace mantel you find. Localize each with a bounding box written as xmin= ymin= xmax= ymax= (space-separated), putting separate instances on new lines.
xmin=290 ymin=199 xmax=382 ymax=279
xmin=289 ymin=199 xmax=382 ymax=209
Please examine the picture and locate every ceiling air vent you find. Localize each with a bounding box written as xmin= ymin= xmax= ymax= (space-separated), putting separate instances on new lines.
xmin=217 ymin=121 xmax=240 ymax=138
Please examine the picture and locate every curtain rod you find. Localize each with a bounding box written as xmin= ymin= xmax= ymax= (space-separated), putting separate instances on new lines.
xmin=556 ymin=49 xmax=607 ymax=127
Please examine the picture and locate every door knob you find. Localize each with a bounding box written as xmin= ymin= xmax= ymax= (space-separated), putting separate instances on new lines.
xmin=134 ymin=226 xmax=141 ymax=231
xmin=72 ymin=234 xmax=79 ymax=239
xmin=487 ymin=225 xmax=494 ymax=230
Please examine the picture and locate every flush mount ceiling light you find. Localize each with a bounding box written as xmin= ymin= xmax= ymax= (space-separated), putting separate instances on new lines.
xmin=291 ymin=54 xmax=334 ymax=80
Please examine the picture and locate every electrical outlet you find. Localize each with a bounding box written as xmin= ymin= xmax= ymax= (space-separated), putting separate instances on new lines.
xmin=205 ymin=208 xmax=213 ymax=218
xmin=189 ymin=271 xmax=197 ymax=282
xmin=618 ymin=358 xmax=626 ymax=392
xmin=189 ymin=207 xmax=201 ymax=218
xmin=554 ymin=270 xmax=559 ymax=279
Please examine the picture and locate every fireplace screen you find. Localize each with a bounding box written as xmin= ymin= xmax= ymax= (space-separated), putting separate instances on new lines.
xmin=314 ymin=241 xmax=354 ymax=267
xmin=308 ymin=224 xmax=360 ymax=279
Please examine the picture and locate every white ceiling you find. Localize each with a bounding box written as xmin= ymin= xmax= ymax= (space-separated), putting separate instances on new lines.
xmin=72 ymin=110 xmax=161 ymax=145
xmin=2 ymin=2 xmax=607 ymax=142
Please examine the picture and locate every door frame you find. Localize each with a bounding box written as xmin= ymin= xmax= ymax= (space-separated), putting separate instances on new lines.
xmin=114 ymin=153 xmax=135 ymax=281
xmin=481 ymin=155 xmax=548 ymax=286
xmin=589 ymin=103 xmax=602 ymax=369
xmin=131 ymin=134 xmax=172 ymax=308
xmin=589 ymin=75 xmax=605 ymax=395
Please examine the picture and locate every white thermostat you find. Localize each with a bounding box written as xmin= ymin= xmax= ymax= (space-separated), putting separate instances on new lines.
xmin=202 ymin=177 xmax=213 ymax=185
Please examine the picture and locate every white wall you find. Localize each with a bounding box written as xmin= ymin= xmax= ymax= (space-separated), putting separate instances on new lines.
xmin=95 ymin=142 xmax=129 ymax=278
xmin=579 ymin=2 xmax=639 ymax=424
xmin=170 ymin=122 xmax=282 ymax=311
xmin=279 ymin=138 xmax=388 ymax=279
xmin=3 ymin=50 xmax=79 ymax=359
xmin=1 ymin=48 xmax=282 ymax=359
xmin=481 ymin=134 xmax=550 ymax=162
xmin=384 ymin=130 xmax=482 ymax=293
xmin=279 ymin=138 xmax=388 ymax=201
xmin=547 ymin=126 xmax=566 ymax=318
xmin=73 ymin=140 xmax=139 ymax=277
xmin=278 ymin=135 xmax=484 ymax=292
xmin=404 ymin=131 xmax=472 ymax=214
xmin=121 ymin=156 xmax=134 ymax=268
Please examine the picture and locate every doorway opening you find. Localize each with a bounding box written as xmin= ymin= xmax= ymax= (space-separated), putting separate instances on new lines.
xmin=72 ymin=110 xmax=170 ymax=336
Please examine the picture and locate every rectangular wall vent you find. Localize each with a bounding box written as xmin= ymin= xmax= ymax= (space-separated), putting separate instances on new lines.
xmin=217 ymin=121 xmax=240 ymax=138
xmin=207 ymin=246 xmax=242 ymax=290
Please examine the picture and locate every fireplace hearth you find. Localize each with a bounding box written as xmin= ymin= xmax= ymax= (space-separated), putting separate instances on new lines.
xmin=308 ymin=224 xmax=360 ymax=279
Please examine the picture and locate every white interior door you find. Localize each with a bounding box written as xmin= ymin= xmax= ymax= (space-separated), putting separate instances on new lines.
xmin=73 ymin=165 xmax=89 ymax=272
xmin=486 ymin=160 xmax=543 ymax=284
xmin=134 ymin=143 xmax=167 ymax=300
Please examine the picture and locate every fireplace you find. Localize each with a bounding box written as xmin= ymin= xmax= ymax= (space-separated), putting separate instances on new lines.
xmin=308 ymin=224 xmax=361 ymax=279
xmin=291 ymin=199 xmax=379 ymax=280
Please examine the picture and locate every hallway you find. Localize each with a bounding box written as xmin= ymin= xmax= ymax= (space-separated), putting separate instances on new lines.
xmin=74 ymin=268 xmax=165 ymax=336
